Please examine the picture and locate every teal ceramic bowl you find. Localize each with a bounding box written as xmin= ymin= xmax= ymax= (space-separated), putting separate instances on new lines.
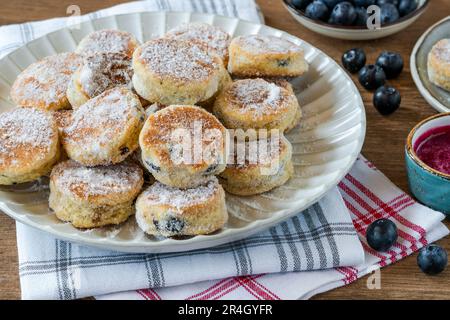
xmin=406 ymin=113 xmax=450 ymax=215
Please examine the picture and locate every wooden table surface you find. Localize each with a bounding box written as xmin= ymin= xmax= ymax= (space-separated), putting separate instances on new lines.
xmin=0 ymin=0 xmax=449 ymax=300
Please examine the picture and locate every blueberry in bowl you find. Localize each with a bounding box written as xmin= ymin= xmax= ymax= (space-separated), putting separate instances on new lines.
xmin=292 ymin=0 xmax=312 ymax=10
xmin=342 ymin=48 xmax=366 ymax=73
xmin=358 ymin=64 xmax=386 ymax=90
xmin=328 ymin=2 xmax=357 ymax=26
xmin=305 ymin=0 xmax=330 ymax=21
xmin=373 ymin=86 xmax=401 ymax=115
xmin=376 ymin=51 xmax=404 ymax=78
xmin=379 ymin=3 xmax=400 ymax=25
xmin=283 ymin=0 xmax=429 ymax=40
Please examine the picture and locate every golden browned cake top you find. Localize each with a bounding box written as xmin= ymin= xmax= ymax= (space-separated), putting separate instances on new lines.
xmin=143 ymin=105 xmax=225 ymax=145
xmin=78 ymin=52 xmax=133 ymax=98
xmin=227 ymin=135 xmax=288 ymax=169
xmin=135 ymin=38 xmax=219 ymax=81
xmin=63 ymin=87 xmax=142 ymax=147
xmin=430 ymin=39 xmax=450 ymax=63
xmin=139 ymin=177 xmax=219 ymax=210
xmin=0 ymin=108 xmax=57 ymax=169
xmin=233 ymin=34 xmax=302 ymax=54
xmin=11 ymin=52 xmax=82 ymax=108
xmin=165 ymin=22 xmax=231 ymax=61
xmin=225 ymin=78 xmax=292 ymax=118
xmin=76 ymin=29 xmax=138 ymax=58
xmin=51 ymin=160 xmax=143 ymax=200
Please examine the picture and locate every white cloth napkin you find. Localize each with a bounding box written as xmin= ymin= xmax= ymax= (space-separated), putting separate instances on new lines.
xmin=0 ymin=0 xmax=447 ymax=300
xmin=97 ymin=155 xmax=449 ymax=300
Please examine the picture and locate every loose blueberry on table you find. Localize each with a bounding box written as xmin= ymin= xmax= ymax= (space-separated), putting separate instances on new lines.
xmin=358 ymin=64 xmax=386 ymax=90
xmin=373 ymin=85 xmax=401 ymax=115
xmin=342 ymin=48 xmax=366 ymax=73
xmin=366 ymin=218 xmax=398 ymax=252
xmin=376 ymin=51 xmax=404 ymax=79
xmin=417 ymin=244 xmax=448 ymax=275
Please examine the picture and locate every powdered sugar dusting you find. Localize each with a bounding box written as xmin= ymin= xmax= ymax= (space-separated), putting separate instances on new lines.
xmin=229 ymin=79 xmax=284 ymax=118
xmin=11 ymin=53 xmax=81 ymax=107
xmin=137 ymin=38 xmax=218 ymax=81
xmin=76 ymin=29 xmax=137 ymax=57
xmin=0 ymin=108 xmax=55 ymax=165
xmin=432 ymin=38 xmax=450 ymax=63
xmin=166 ymin=23 xmax=231 ymax=62
xmin=79 ymin=52 xmax=133 ymax=98
xmin=64 ymin=87 xmax=142 ymax=153
xmin=141 ymin=177 xmax=219 ymax=210
xmin=54 ymin=161 xmax=142 ymax=199
xmin=236 ymin=35 xmax=302 ymax=54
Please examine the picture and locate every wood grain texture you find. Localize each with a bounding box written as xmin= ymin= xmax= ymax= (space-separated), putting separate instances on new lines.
xmin=0 ymin=0 xmax=449 ymax=300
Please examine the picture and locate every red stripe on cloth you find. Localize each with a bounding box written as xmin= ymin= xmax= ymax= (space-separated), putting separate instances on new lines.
xmin=235 ymin=277 xmax=263 ymax=300
xmin=336 ymin=267 xmax=351 ymax=284
xmin=186 ymin=278 xmax=236 ymax=300
xmin=238 ymin=276 xmax=281 ymax=300
xmin=137 ymin=288 xmax=161 ymax=300
xmin=136 ymin=289 xmax=149 ymax=300
xmin=213 ymin=275 xmax=265 ymax=300
xmin=346 ymin=174 xmax=427 ymax=246
xmin=249 ymin=277 xmax=282 ymax=300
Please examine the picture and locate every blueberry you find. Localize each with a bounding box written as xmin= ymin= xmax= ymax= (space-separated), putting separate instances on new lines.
xmin=373 ymin=86 xmax=401 ymax=115
xmin=145 ymin=161 xmax=161 ymax=172
xmin=376 ymin=0 xmax=399 ymax=5
xmin=318 ymin=0 xmax=341 ymax=9
xmin=204 ymin=163 xmax=219 ymax=175
xmin=354 ymin=7 xmax=369 ymax=26
xmin=366 ymin=219 xmax=398 ymax=252
xmin=358 ymin=64 xmax=386 ymax=90
xmin=342 ymin=48 xmax=366 ymax=73
xmin=291 ymin=0 xmax=312 ymax=10
xmin=163 ymin=217 xmax=185 ymax=234
xmin=329 ymin=2 xmax=357 ymax=25
xmin=376 ymin=51 xmax=404 ymax=78
xmin=380 ymin=3 xmax=400 ymax=25
xmin=398 ymin=0 xmax=418 ymax=16
xmin=305 ymin=0 xmax=330 ymax=21
xmin=354 ymin=0 xmax=376 ymax=7
xmin=277 ymin=59 xmax=290 ymax=67
xmin=417 ymin=244 xmax=448 ymax=275
xmin=119 ymin=146 xmax=129 ymax=156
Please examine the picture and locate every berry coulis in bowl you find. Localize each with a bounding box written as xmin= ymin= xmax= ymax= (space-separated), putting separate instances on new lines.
xmin=406 ymin=113 xmax=450 ymax=215
xmin=414 ymin=125 xmax=450 ymax=175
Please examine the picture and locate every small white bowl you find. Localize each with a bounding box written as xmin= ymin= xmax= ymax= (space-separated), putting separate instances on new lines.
xmin=282 ymin=0 xmax=430 ymax=41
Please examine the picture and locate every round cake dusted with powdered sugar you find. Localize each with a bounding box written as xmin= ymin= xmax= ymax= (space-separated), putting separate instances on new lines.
xmin=10 ymin=52 xmax=82 ymax=111
xmin=0 ymin=108 xmax=60 ymax=185
xmin=213 ymin=78 xmax=301 ymax=132
xmin=165 ymin=22 xmax=231 ymax=65
xmin=49 ymin=160 xmax=144 ymax=228
xmin=428 ymin=38 xmax=450 ymax=92
xmin=228 ymin=34 xmax=308 ymax=77
xmin=63 ymin=87 xmax=145 ymax=166
xmin=139 ymin=105 xmax=227 ymax=189
xmin=219 ymin=135 xmax=294 ymax=196
xmin=135 ymin=177 xmax=228 ymax=237
xmin=75 ymin=29 xmax=139 ymax=58
xmin=67 ymin=52 xmax=134 ymax=108
xmin=132 ymin=38 xmax=225 ymax=105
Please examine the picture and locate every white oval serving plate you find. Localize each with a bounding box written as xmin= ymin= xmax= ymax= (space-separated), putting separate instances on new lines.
xmin=411 ymin=15 xmax=450 ymax=113
xmin=283 ymin=0 xmax=429 ymax=41
xmin=0 ymin=11 xmax=366 ymax=253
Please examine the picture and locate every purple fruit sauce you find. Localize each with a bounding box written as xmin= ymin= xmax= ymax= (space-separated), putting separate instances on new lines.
xmin=414 ymin=125 xmax=450 ymax=175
